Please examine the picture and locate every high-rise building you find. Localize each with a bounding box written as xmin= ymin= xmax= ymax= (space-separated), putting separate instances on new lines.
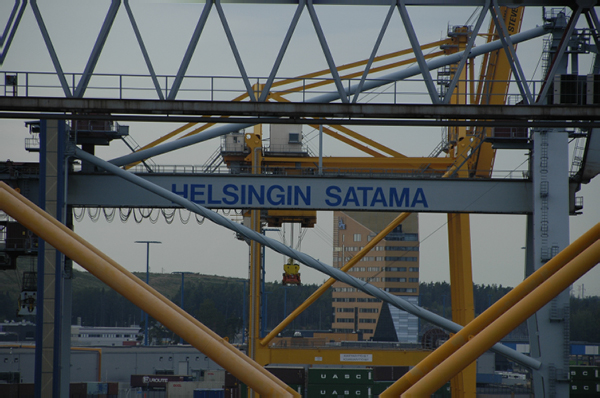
xmin=331 ymin=211 xmax=419 ymax=343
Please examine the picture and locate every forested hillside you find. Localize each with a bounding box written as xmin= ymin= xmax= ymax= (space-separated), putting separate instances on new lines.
xmin=1 ymin=268 xmax=598 ymax=343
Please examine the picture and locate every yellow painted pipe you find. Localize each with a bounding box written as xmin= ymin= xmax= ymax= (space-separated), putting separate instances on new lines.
xmin=402 ymin=239 xmax=600 ymax=397
xmin=261 ymin=212 xmax=411 ymax=346
xmin=0 ymin=183 xmax=299 ymax=397
xmin=0 ymin=186 xmax=293 ymax=398
xmin=1 ymin=183 xmax=298 ymax=395
xmin=381 ymin=222 xmax=600 ymax=397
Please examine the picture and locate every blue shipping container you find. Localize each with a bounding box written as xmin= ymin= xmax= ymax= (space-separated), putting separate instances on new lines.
xmin=194 ymin=389 xmax=225 ymax=398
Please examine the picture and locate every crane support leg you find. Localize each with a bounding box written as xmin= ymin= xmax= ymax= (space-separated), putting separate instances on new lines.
xmin=527 ymin=129 xmax=571 ymax=397
xmin=447 ymin=213 xmax=476 ymax=398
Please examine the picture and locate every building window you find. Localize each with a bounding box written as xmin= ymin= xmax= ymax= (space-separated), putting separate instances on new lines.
xmin=375 ymin=246 xmax=384 ymax=251
xmin=384 ymin=256 xmax=418 ymax=262
xmin=357 ymin=298 xmax=382 ymax=303
xmin=367 ymin=267 xmax=380 ymax=272
xmin=359 ymin=308 xmax=379 ymax=313
xmin=336 ymin=318 xmax=354 ymax=323
xmin=353 ymin=234 xmax=361 ymax=242
xmin=333 ymin=298 xmax=357 ymax=302
xmin=375 ymin=256 xmax=384 ymax=261
xmin=409 ymin=278 xmax=419 ymax=283
xmin=385 ymin=246 xmax=419 ymax=251
xmin=384 ymin=267 xmax=407 ymax=272
xmin=385 ymin=288 xmax=408 ymax=293
xmin=409 ymin=267 xmax=419 ymax=272
xmin=359 ymin=329 xmax=374 ymax=334
xmin=384 ymin=277 xmax=406 ymax=282
xmin=359 ymin=318 xmax=377 ymax=323
xmin=336 ymin=308 xmax=354 ymax=312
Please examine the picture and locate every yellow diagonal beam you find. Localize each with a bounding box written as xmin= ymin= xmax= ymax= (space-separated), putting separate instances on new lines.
xmin=402 ymin=233 xmax=600 ymax=397
xmin=381 ymin=223 xmax=600 ymax=396
xmin=0 ymin=182 xmax=299 ymax=398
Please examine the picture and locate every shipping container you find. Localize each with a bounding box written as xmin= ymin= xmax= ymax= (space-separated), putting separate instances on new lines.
xmin=194 ymin=389 xmax=226 ymax=398
xmin=373 ymin=366 xmax=409 ymax=381
xmin=266 ymin=366 xmax=306 ymax=385
xmin=570 ymin=381 xmax=600 ymax=395
xmin=18 ymin=383 xmax=34 ymax=398
xmin=570 ymin=366 xmax=600 ymax=381
xmin=130 ymin=374 xmax=193 ymax=390
xmin=87 ymin=382 xmax=108 ymax=395
xmin=0 ymin=383 xmax=19 ymax=398
xmin=306 ymin=384 xmax=371 ymax=397
xmin=307 ymin=368 xmax=372 ymax=386
xmin=69 ymin=383 xmax=87 ymax=398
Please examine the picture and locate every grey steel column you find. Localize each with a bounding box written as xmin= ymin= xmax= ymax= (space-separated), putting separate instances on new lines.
xmin=35 ymin=120 xmax=68 ymax=398
xmin=528 ymin=129 xmax=571 ymax=398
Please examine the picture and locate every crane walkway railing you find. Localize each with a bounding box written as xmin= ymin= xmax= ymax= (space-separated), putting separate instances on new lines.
xmin=0 ymin=70 xmax=545 ymax=106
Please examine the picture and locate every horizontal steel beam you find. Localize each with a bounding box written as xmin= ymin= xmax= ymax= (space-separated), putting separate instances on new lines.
xmin=67 ymin=173 xmax=533 ymax=214
xmin=220 ymin=1 xmax=582 ymax=6
xmin=1 ymin=97 xmax=600 ymax=126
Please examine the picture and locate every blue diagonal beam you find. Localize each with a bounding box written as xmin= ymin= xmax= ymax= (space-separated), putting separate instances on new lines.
xmin=0 ymin=0 xmax=27 ymax=66
xmin=397 ymin=0 xmax=441 ymax=104
xmin=352 ymin=1 xmax=396 ymax=104
xmin=258 ymin=0 xmax=306 ymax=102
xmin=489 ymin=0 xmax=533 ymax=104
xmin=214 ymin=0 xmax=256 ymax=102
xmin=124 ymin=0 xmax=164 ymax=100
xmin=306 ymin=0 xmax=349 ymax=103
xmin=74 ymin=0 xmax=121 ymax=98
xmin=0 ymin=0 xmax=20 ymax=46
xmin=168 ymin=1 xmax=213 ymax=100
xmin=442 ymin=1 xmax=489 ymax=104
xmin=30 ymin=0 xmax=72 ymax=97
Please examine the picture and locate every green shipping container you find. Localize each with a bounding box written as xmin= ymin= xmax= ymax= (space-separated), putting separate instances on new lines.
xmin=570 ymin=381 xmax=600 ymax=395
xmin=288 ymin=384 xmax=304 ymax=396
xmin=570 ymin=366 xmax=600 ymax=381
xmin=308 ymin=368 xmax=373 ymax=386
xmin=307 ymin=384 xmax=371 ymax=398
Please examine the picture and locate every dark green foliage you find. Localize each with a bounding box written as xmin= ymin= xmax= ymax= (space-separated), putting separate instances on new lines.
xmin=0 ymin=268 xmax=596 ymax=343
xmin=570 ymin=296 xmax=600 ymax=343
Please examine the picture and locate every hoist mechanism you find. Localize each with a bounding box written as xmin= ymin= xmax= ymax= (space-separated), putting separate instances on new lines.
xmin=282 ymin=257 xmax=301 ymax=286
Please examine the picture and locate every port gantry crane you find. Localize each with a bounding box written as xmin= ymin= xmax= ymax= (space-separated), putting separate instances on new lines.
xmin=107 ymin=5 xmax=534 ymax=397
xmin=1 ymin=1 xmax=600 ymax=398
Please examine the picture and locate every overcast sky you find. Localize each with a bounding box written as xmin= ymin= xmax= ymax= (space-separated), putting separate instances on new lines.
xmin=1 ymin=1 xmax=599 ymax=297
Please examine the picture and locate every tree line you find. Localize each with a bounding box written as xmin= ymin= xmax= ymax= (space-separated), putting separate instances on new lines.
xmin=1 ymin=270 xmax=598 ymax=343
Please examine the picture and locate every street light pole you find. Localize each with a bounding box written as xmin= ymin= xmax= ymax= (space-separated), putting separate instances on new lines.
xmin=135 ymin=240 xmax=161 ymax=346
xmin=173 ymin=271 xmax=193 ymax=344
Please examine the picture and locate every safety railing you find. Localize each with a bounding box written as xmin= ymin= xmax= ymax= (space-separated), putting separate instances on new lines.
xmin=1 ymin=70 xmax=544 ymax=105
xmin=123 ymin=164 xmax=530 ymax=180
